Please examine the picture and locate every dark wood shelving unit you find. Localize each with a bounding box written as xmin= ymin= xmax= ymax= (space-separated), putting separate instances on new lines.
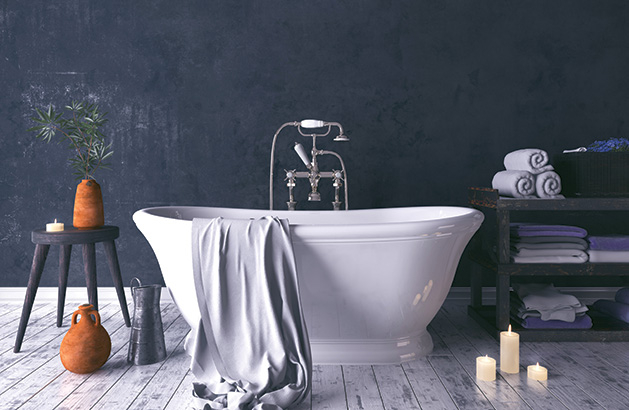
xmin=467 ymin=187 xmax=629 ymax=341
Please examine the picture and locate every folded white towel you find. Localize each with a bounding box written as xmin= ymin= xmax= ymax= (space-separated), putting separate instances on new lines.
xmin=492 ymin=170 xmax=536 ymax=198
xmin=535 ymin=171 xmax=564 ymax=199
xmin=504 ymin=148 xmax=554 ymax=174
xmin=511 ymin=252 xmax=588 ymax=263
xmin=587 ymin=250 xmax=629 ymax=263
xmin=511 ymin=242 xmax=588 ymax=251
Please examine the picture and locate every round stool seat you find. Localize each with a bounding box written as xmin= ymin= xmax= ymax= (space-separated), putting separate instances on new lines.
xmin=32 ymin=226 xmax=119 ymax=245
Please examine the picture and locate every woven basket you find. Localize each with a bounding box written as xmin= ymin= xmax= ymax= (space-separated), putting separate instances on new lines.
xmin=554 ymin=152 xmax=629 ymax=197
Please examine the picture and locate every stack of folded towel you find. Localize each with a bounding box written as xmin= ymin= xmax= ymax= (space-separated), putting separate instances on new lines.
xmin=511 ymin=283 xmax=592 ymax=329
xmin=586 ymin=235 xmax=629 ymax=263
xmin=510 ymin=223 xmax=589 ymax=263
xmin=492 ymin=148 xmax=564 ymax=199
xmin=593 ymin=288 xmax=629 ymax=323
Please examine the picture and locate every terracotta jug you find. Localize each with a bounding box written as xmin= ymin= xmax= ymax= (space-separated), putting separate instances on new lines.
xmin=73 ymin=179 xmax=104 ymax=229
xmin=60 ymin=304 xmax=111 ymax=374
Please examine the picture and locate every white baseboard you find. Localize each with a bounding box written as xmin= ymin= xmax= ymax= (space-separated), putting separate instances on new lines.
xmin=0 ymin=286 xmax=619 ymax=305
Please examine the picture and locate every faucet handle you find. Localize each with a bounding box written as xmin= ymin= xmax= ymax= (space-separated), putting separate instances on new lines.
xmin=332 ymin=169 xmax=344 ymax=187
xmin=284 ymin=169 xmax=297 ymax=187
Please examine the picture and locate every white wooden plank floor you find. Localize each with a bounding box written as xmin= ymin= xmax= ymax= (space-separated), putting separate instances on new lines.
xmin=1 ymin=299 xmax=628 ymax=409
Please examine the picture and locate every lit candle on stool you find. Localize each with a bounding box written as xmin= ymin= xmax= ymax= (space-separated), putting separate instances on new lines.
xmin=528 ymin=362 xmax=548 ymax=381
xmin=476 ymin=355 xmax=496 ymax=381
xmin=46 ymin=219 xmax=64 ymax=232
xmin=500 ymin=324 xmax=520 ymax=373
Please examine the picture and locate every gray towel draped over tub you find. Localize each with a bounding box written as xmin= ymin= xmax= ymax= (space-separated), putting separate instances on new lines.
xmin=187 ymin=216 xmax=312 ymax=410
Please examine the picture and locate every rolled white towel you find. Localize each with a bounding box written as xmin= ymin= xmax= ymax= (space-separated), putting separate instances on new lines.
xmin=504 ymin=148 xmax=554 ymax=174
xmin=492 ymin=170 xmax=536 ymax=198
xmin=535 ymin=171 xmax=565 ymax=199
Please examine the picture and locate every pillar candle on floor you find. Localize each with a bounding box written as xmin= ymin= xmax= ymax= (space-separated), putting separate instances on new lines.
xmin=476 ymin=355 xmax=496 ymax=381
xmin=500 ymin=324 xmax=519 ymax=373
xmin=527 ymin=362 xmax=548 ymax=380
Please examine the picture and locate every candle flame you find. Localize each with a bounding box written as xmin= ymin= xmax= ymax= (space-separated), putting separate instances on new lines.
xmin=536 ymin=362 xmax=540 ymax=369
xmin=485 ymin=354 xmax=488 ymax=359
xmin=508 ymin=324 xmax=512 ymax=334
xmin=54 ymin=219 xmax=57 ymax=223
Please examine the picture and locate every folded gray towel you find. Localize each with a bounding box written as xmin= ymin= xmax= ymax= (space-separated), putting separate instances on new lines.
xmin=512 ymin=248 xmax=590 ymax=258
xmin=511 ymin=253 xmax=588 ymax=264
xmin=511 ymin=236 xmax=589 ymax=246
xmin=511 ymin=290 xmax=588 ymax=322
xmin=511 ymin=241 xmax=588 ymax=251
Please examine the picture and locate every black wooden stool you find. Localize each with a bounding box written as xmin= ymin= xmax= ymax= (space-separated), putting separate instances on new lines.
xmin=14 ymin=225 xmax=132 ymax=353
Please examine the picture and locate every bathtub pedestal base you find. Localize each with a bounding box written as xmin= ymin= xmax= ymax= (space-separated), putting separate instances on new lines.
xmin=310 ymin=329 xmax=433 ymax=365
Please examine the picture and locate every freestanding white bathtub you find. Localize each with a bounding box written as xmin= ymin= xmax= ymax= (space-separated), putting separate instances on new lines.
xmin=133 ymin=206 xmax=483 ymax=365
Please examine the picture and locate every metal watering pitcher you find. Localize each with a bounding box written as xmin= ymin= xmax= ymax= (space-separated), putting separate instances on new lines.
xmin=127 ymin=277 xmax=167 ymax=365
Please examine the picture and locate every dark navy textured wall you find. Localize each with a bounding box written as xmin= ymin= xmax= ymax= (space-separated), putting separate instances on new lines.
xmin=2 ymin=1 xmax=629 ymax=288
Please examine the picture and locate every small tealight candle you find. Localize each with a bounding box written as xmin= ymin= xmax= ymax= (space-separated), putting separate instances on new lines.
xmin=500 ymin=324 xmax=520 ymax=373
xmin=46 ymin=219 xmax=64 ymax=232
xmin=527 ymin=362 xmax=548 ymax=381
xmin=476 ymin=355 xmax=496 ymax=381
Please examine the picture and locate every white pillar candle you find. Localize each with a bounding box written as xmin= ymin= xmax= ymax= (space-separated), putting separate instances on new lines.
xmin=476 ymin=355 xmax=496 ymax=381
xmin=527 ymin=362 xmax=548 ymax=381
xmin=46 ymin=219 xmax=64 ymax=232
xmin=500 ymin=324 xmax=520 ymax=373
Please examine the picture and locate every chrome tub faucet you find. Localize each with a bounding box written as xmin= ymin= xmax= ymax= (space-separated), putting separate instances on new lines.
xmin=269 ymin=119 xmax=349 ymax=211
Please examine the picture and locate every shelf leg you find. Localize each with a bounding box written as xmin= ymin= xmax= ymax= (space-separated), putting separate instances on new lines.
xmin=496 ymin=274 xmax=510 ymax=331
xmin=470 ymin=263 xmax=483 ymax=308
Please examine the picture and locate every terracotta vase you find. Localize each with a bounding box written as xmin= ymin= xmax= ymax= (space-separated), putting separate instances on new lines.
xmin=60 ymin=304 xmax=111 ymax=374
xmin=73 ymin=179 xmax=104 ymax=229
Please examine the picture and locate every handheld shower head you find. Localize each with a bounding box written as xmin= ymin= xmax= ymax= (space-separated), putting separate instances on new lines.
xmin=333 ymin=134 xmax=349 ymax=142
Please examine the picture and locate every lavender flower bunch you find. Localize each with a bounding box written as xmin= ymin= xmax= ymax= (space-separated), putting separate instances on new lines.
xmin=587 ymin=137 xmax=629 ymax=152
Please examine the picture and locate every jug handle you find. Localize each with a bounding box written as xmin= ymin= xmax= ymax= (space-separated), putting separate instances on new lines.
xmin=71 ymin=306 xmax=101 ymax=327
xmin=130 ymin=277 xmax=142 ymax=297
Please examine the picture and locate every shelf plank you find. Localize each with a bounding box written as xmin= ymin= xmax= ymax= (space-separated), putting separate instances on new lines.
xmin=469 ymin=187 xmax=629 ymax=211
xmin=468 ymin=305 xmax=629 ymax=342
xmin=470 ymin=252 xmax=629 ymax=276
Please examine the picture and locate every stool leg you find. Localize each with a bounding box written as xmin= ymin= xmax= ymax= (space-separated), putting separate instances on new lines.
xmin=82 ymin=243 xmax=98 ymax=310
xmin=58 ymin=245 xmax=72 ymax=327
xmin=103 ymin=240 xmax=131 ymax=327
xmin=15 ymin=244 xmax=50 ymax=353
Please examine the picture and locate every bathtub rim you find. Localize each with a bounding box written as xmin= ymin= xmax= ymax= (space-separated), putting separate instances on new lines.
xmin=133 ymin=205 xmax=484 ymax=243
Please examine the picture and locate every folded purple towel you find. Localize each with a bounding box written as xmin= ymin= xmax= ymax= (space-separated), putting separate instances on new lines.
xmin=615 ymin=288 xmax=629 ymax=305
xmin=514 ymin=314 xmax=592 ymax=329
xmin=593 ymin=299 xmax=629 ymax=323
xmin=510 ymin=223 xmax=588 ymax=238
xmin=587 ymin=235 xmax=629 ymax=251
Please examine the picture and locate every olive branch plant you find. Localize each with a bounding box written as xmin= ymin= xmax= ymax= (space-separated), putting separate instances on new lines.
xmin=28 ymin=101 xmax=113 ymax=180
